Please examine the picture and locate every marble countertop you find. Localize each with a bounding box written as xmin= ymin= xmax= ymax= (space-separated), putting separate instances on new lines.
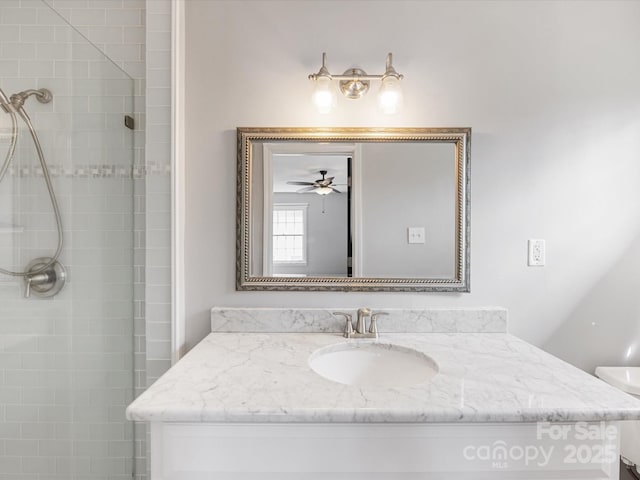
xmin=126 ymin=331 xmax=640 ymax=423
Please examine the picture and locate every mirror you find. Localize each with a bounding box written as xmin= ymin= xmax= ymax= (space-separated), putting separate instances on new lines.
xmin=237 ymin=127 xmax=470 ymax=292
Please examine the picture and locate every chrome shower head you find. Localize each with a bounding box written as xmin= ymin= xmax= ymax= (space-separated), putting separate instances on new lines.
xmin=9 ymin=88 xmax=53 ymax=110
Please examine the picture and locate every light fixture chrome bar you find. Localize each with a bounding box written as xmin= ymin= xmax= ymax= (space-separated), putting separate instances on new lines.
xmin=308 ymin=53 xmax=403 ymax=81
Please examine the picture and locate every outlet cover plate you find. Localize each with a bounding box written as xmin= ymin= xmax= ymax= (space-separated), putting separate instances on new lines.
xmin=528 ymin=239 xmax=545 ymax=266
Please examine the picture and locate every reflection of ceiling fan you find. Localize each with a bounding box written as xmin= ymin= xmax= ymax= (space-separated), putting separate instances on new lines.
xmin=286 ymin=170 xmax=342 ymax=195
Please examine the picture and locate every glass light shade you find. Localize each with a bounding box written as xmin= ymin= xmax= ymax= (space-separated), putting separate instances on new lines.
xmin=378 ymin=76 xmax=403 ymax=114
xmin=314 ymin=186 xmax=332 ymax=195
xmin=311 ymin=76 xmax=336 ymax=114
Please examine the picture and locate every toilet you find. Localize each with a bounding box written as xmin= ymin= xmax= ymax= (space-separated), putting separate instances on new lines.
xmin=595 ymin=367 xmax=640 ymax=466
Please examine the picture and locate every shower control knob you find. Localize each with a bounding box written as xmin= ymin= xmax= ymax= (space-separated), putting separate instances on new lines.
xmin=24 ymin=257 xmax=66 ymax=298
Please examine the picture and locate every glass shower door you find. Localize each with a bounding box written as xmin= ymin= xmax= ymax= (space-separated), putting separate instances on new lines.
xmin=0 ymin=2 xmax=135 ymax=478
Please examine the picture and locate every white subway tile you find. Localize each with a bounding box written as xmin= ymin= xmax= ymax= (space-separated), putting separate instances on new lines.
xmin=86 ymin=25 xmax=124 ymax=44
xmin=54 ymin=59 xmax=89 ymax=78
xmin=145 ymin=359 xmax=170 ymax=382
xmin=37 ymin=7 xmax=68 ymax=26
xmin=20 ymin=421 xmax=55 ymax=439
xmin=147 ymin=212 xmax=171 ymax=231
xmin=35 ymin=77 xmax=72 ymax=95
xmin=21 ymin=456 xmax=56 ymax=474
xmin=146 ymin=13 xmax=169 ymax=33
xmin=38 ymin=405 xmax=73 ymax=423
xmin=4 ymin=439 xmax=38 ymax=456
xmin=20 ymin=25 xmax=55 ymax=42
xmin=104 ymin=43 xmax=141 ymax=62
xmin=146 ymin=30 xmax=169 ymax=51
xmin=49 ymin=0 xmax=89 ymax=9
xmin=0 ymin=423 xmax=22 ymax=439
xmin=70 ymin=43 xmax=108 ymax=61
xmin=145 ymin=69 xmax=169 ymax=88
xmin=146 ymin=0 xmax=169 ymax=15
xmin=39 ymin=438 xmax=72 ymax=456
xmin=0 ymin=8 xmax=37 ymax=26
xmin=0 ymin=386 xmax=21 ymax=404
xmin=122 ymin=59 xmax=144 ymax=78
xmin=146 ymin=125 xmax=170 ymax=147
xmin=146 ymin=50 xmax=168 ymax=69
xmin=5 ymin=405 xmax=39 ymax=422
xmin=1 ymin=42 xmax=36 ymax=60
xmin=70 ymin=8 xmax=106 ymax=26
xmin=106 ymin=8 xmax=141 ymax=26
xmin=0 ymin=457 xmax=20 ymax=475
xmin=19 ymin=0 xmax=43 ymax=7
xmin=0 ymin=25 xmax=20 ymax=41
xmin=123 ymin=25 xmax=143 ymax=44
xmin=36 ymin=42 xmax=72 ymax=60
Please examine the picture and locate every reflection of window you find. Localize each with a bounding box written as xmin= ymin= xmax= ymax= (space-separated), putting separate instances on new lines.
xmin=273 ymin=204 xmax=307 ymax=264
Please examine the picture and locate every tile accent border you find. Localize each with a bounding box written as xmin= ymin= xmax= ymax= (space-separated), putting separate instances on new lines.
xmin=2 ymin=162 xmax=170 ymax=178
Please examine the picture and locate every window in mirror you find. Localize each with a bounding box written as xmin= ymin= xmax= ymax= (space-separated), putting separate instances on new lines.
xmin=272 ymin=204 xmax=307 ymax=265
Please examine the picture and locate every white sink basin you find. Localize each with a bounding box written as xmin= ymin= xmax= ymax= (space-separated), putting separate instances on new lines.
xmin=309 ymin=342 xmax=438 ymax=388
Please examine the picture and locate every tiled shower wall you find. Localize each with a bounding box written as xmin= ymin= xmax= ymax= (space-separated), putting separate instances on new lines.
xmin=0 ymin=0 xmax=137 ymax=477
xmin=0 ymin=0 xmax=173 ymax=478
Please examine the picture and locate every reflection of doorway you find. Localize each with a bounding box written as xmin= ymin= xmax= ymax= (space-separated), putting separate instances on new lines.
xmin=262 ymin=144 xmax=360 ymax=277
xmin=347 ymin=156 xmax=352 ymax=277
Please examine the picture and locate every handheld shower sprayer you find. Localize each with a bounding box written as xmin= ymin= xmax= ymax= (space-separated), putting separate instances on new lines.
xmin=0 ymin=88 xmax=13 ymax=114
xmin=0 ymin=86 xmax=66 ymax=298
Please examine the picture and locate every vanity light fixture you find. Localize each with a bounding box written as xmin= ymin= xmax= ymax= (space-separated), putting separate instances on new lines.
xmin=309 ymin=52 xmax=404 ymax=114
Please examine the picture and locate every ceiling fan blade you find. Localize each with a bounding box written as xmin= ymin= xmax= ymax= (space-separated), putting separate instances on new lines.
xmin=330 ymin=187 xmax=342 ymax=193
xmin=296 ymin=186 xmax=316 ymax=193
xmin=287 ymin=181 xmax=315 ymax=186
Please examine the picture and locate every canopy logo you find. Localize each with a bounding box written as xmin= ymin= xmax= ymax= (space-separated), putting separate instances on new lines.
xmin=463 ymin=441 xmax=554 ymax=469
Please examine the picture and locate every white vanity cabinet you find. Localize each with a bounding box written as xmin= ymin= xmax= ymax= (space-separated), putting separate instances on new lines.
xmin=150 ymin=422 xmax=620 ymax=480
xmin=128 ymin=309 xmax=640 ymax=480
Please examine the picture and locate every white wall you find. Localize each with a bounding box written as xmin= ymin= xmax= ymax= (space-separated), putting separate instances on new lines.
xmin=184 ymin=0 xmax=640 ymax=373
xmin=360 ymin=142 xmax=455 ymax=278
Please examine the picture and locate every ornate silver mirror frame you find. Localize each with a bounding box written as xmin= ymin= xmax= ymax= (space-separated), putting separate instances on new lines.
xmin=237 ymin=127 xmax=471 ymax=292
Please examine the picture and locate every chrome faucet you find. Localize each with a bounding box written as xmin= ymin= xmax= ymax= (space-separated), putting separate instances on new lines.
xmin=355 ymin=307 xmax=371 ymax=334
xmin=334 ymin=309 xmax=388 ymax=339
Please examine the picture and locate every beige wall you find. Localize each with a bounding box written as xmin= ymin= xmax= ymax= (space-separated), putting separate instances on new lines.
xmin=184 ymin=0 xmax=640 ymax=373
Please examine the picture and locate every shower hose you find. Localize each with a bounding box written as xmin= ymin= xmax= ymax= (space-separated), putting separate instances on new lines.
xmin=0 ymin=87 xmax=63 ymax=277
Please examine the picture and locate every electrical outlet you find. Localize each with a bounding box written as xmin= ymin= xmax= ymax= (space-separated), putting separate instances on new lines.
xmin=408 ymin=227 xmax=425 ymax=244
xmin=528 ymin=239 xmax=545 ymax=266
